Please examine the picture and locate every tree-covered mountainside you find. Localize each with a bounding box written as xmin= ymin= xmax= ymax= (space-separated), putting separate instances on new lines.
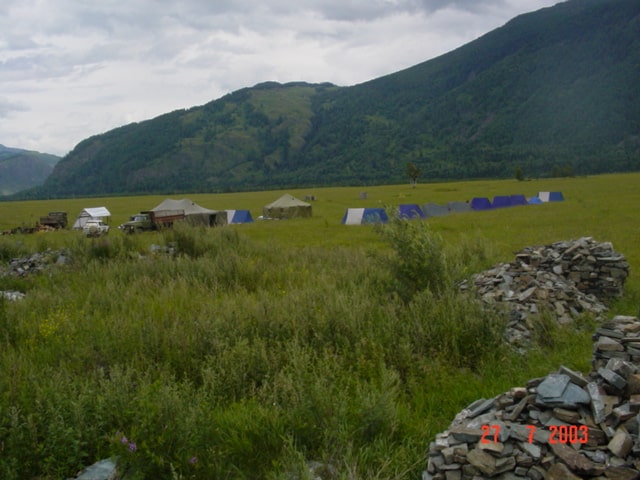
xmin=18 ymin=0 xmax=640 ymax=198
xmin=0 ymin=145 xmax=59 ymax=196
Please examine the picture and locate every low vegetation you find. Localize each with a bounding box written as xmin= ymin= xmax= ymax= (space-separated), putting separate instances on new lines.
xmin=0 ymin=174 xmax=638 ymax=479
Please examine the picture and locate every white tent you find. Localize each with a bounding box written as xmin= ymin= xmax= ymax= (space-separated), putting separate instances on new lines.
xmin=72 ymin=207 xmax=111 ymax=229
xmin=537 ymin=191 xmax=565 ymax=202
xmin=341 ymin=208 xmax=388 ymax=225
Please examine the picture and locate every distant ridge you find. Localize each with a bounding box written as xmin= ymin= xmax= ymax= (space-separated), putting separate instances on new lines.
xmin=0 ymin=144 xmax=60 ymax=196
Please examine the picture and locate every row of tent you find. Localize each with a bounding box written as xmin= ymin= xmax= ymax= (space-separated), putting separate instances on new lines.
xmin=69 ymin=194 xmax=316 ymax=229
xmin=68 ymin=190 xmax=563 ymax=228
xmin=341 ymin=191 xmax=564 ymax=225
xmin=141 ymin=198 xmax=258 ymax=225
xmin=71 ymin=202 xmax=257 ymax=229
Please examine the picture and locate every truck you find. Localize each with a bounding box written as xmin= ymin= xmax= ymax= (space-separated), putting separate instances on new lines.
xmin=83 ymin=219 xmax=110 ymax=237
xmin=119 ymin=209 xmax=185 ymax=234
xmin=39 ymin=211 xmax=68 ymax=229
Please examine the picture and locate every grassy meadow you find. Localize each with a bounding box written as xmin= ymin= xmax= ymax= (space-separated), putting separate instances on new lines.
xmin=0 ymin=173 xmax=638 ymax=479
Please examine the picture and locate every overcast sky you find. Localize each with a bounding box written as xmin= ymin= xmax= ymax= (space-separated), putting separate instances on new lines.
xmin=1 ymin=0 xmax=560 ymax=157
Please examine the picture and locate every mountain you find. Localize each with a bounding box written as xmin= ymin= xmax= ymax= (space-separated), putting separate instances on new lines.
xmin=19 ymin=0 xmax=640 ymax=199
xmin=0 ymin=145 xmax=60 ymax=196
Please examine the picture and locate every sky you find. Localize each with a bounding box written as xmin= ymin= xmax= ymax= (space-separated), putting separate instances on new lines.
xmin=1 ymin=0 xmax=560 ymax=157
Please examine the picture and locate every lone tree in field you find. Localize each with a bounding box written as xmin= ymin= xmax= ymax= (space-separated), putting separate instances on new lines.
xmin=514 ymin=165 xmax=524 ymax=181
xmin=406 ymin=162 xmax=421 ymax=188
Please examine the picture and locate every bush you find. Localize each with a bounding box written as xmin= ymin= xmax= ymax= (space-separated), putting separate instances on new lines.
xmin=375 ymin=214 xmax=450 ymax=301
xmin=405 ymin=290 xmax=508 ymax=369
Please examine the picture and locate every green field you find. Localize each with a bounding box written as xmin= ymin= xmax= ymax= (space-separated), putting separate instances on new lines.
xmin=3 ymin=173 xmax=639 ymax=257
xmin=0 ymin=173 xmax=638 ymax=479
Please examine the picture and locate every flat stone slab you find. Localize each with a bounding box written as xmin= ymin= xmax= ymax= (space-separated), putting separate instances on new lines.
xmin=72 ymin=458 xmax=118 ymax=480
xmin=535 ymin=374 xmax=590 ymax=408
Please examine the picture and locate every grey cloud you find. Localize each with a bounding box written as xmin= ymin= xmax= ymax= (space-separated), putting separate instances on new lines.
xmin=0 ymin=97 xmax=28 ymax=118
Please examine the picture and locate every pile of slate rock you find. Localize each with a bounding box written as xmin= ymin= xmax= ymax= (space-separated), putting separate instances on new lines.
xmin=1 ymin=249 xmax=70 ymax=278
xmin=1 ymin=290 xmax=25 ymax=301
xmin=423 ymin=315 xmax=640 ymax=480
xmin=459 ymin=237 xmax=630 ymax=352
xmin=0 ymin=249 xmax=70 ymax=301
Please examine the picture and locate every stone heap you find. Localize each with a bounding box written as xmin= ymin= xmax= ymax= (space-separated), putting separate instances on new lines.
xmin=1 ymin=290 xmax=26 ymax=301
xmin=460 ymin=237 xmax=630 ymax=351
xmin=0 ymin=249 xmax=70 ymax=278
xmin=0 ymin=249 xmax=70 ymax=301
xmin=423 ymin=315 xmax=640 ymax=480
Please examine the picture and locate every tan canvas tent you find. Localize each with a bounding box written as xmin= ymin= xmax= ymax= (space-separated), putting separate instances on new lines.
xmin=262 ymin=194 xmax=312 ymax=219
xmin=151 ymin=198 xmax=227 ymax=226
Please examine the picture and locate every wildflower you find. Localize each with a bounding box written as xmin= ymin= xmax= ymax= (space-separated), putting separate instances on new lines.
xmin=120 ymin=435 xmax=128 ymax=445
xmin=189 ymin=456 xmax=198 ymax=465
xmin=128 ymin=442 xmax=137 ymax=452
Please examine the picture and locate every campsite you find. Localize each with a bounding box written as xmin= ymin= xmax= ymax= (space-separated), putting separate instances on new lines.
xmin=0 ymin=172 xmax=639 ymax=479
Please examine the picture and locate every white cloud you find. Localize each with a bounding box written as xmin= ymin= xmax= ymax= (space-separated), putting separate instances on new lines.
xmin=0 ymin=0 xmax=561 ymax=156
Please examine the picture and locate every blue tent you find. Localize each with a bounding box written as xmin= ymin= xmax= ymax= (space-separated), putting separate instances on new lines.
xmin=470 ymin=197 xmax=493 ymax=210
xmin=510 ymin=194 xmax=528 ymax=206
xmin=447 ymin=201 xmax=471 ymax=213
xmin=538 ymin=191 xmax=565 ymax=202
xmin=492 ymin=196 xmax=513 ymax=208
xmin=342 ymin=208 xmax=388 ymax=225
xmin=528 ymin=196 xmax=543 ymax=205
xmin=398 ymin=204 xmax=426 ymax=219
xmin=549 ymin=191 xmax=565 ymax=201
xmin=226 ymin=210 xmax=254 ymax=224
xmin=423 ymin=203 xmax=450 ymax=217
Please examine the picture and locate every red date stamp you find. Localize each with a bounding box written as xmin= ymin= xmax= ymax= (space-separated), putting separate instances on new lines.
xmin=481 ymin=424 xmax=589 ymax=444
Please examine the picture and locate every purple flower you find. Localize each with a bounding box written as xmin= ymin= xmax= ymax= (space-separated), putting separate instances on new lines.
xmin=120 ymin=435 xmax=128 ymax=445
xmin=128 ymin=442 xmax=137 ymax=452
xmin=189 ymin=456 xmax=198 ymax=465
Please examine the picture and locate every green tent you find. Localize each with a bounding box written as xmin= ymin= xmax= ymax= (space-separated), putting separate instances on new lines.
xmin=262 ymin=194 xmax=312 ymax=219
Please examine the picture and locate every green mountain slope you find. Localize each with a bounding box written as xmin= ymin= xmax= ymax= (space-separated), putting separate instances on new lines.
xmin=297 ymin=0 xmax=640 ymax=182
xmin=0 ymin=145 xmax=60 ymax=195
xmin=38 ymin=82 xmax=333 ymax=196
xmin=22 ymin=0 xmax=640 ymax=198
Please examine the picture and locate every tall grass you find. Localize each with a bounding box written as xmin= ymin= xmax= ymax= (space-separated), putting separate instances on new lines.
xmin=0 ymin=173 xmax=636 ymax=479
xmin=0 ymin=221 xmax=588 ymax=479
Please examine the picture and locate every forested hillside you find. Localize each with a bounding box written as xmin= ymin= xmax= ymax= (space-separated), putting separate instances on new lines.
xmin=0 ymin=145 xmax=59 ymax=195
xmin=18 ymin=0 xmax=640 ymax=198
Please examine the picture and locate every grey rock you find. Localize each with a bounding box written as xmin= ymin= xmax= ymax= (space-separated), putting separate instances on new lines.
xmin=466 ymin=397 xmax=497 ymax=419
xmin=535 ymin=374 xmax=590 ymax=408
xmin=0 ymin=290 xmax=25 ymax=301
xmin=587 ymin=382 xmax=607 ymax=423
xmin=545 ymin=462 xmax=582 ymax=480
xmin=596 ymin=336 xmax=625 ymax=352
xmin=558 ymin=365 xmax=589 ymax=387
xmin=598 ymin=367 xmax=627 ymax=390
xmin=536 ymin=374 xmax=570 ymax=401
xmin=608 ymin=428 xmax=633 ymax=458
xmin=72 ymin=458 xmax=118 ymax=480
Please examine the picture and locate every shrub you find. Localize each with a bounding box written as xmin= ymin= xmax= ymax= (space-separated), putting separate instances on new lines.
xmin=403 ymin=289 xmax=508 ymax=369
xmin=0 ymin=237 xmax=31 ymax=261
xmin=375 ymin=214 xmax=450 ymax=301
